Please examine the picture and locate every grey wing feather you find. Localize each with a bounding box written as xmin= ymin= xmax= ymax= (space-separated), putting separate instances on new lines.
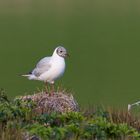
xmin=32 ymin=57 xmax=51 ymax=77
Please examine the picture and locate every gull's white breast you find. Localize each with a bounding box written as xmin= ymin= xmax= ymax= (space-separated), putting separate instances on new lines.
xmin=39 ymin=56 xmax=65 ymax=83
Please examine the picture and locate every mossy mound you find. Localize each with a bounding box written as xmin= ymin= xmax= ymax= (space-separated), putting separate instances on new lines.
xmin=18 ymin=92 xmax=79 ymax=114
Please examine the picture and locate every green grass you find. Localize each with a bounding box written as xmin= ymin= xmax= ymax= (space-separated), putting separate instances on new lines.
xmin=0 ymin=90 xmax=140 ymax=140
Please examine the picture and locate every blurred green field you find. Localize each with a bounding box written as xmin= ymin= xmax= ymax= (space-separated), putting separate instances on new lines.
xmin=0 ymin=0 xmax=140 ymax=107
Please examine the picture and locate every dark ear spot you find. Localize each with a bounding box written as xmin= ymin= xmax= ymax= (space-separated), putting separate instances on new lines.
xmin=56 ymin=48 xmax=59 ymax=53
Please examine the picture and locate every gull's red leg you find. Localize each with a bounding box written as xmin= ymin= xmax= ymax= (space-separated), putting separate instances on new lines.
xmin=51 ymin=83 xmax=55 ymax=96
xmin=45 ymin=82 xmax=48 ymax=94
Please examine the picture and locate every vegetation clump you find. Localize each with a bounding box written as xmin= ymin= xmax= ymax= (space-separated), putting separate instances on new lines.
xmin=0 ymin=89 xmax=140 ymax=140
xmin=17 ymin=91 xmax=79 ymax=114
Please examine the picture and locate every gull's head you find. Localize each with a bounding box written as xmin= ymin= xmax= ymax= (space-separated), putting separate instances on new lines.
xmin=55 ymin=46 xmax=69 ymax=58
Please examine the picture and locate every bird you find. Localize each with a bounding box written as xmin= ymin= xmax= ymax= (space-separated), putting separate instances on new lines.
xmin=22 ymin=46 xmax=69 ymax=95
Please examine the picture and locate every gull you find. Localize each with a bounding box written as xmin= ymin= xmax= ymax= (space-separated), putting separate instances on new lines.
xmin=22 ymin=46 xmax=69 ymax=95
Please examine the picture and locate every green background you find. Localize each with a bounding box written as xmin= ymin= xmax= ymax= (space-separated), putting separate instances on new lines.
xmin=0 ymin=0 xmax=140 ymax=107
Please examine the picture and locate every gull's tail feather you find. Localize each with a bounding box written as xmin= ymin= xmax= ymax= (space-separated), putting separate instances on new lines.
xmin=21 ymin=74 xmax=37 ymax=80
xmin=21 ymin=74 xmax=31 ymax=77
xmin=21 ymin=71 xmax=32 ymax=77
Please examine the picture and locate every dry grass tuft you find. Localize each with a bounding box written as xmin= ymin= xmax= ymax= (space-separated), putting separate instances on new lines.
xmin=18 ymin=91 xmax=79 ymax=114
xmin=83 ymin=106 xmax=140 ymax=130
xmin=108 ymin=108 xmax=140 ymax=130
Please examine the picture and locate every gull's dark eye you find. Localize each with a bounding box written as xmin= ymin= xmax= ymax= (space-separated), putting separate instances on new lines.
xmin=60 ymin=50 xmax=63 ymax=53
